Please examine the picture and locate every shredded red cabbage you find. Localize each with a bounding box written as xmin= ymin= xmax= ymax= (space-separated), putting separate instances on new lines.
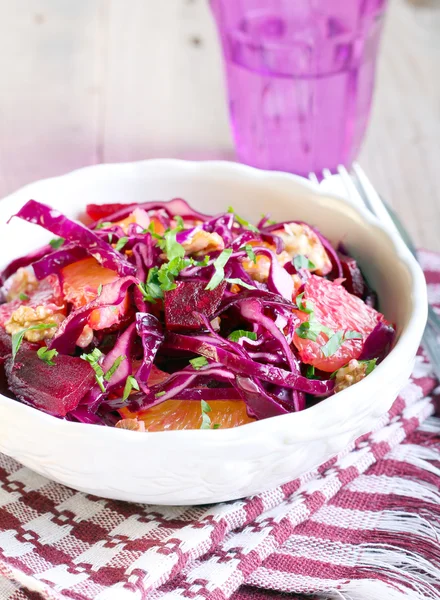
xmin=0 ymin=199 xmax=395 ymax=430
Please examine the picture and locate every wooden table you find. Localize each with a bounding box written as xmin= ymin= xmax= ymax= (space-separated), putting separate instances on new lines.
xmin=0 ymin=0 xmax=438 ymax=249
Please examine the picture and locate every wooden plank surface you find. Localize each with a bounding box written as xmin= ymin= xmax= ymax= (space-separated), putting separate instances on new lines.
xmin=0 ymin=0 xmax=438 ymax=249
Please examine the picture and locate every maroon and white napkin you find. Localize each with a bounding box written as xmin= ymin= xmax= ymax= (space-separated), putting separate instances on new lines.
xmin=0 ymin=251 xmax=439 ymax=600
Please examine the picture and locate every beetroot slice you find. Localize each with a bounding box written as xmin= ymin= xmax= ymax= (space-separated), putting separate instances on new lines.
xmin=165 ymin=281 xmax=227 ymax=331
xmin=0 ymin=329 xmax=11 ymax=364
xmin=5 ymin=349 xmax=95 ymax=417
xmin=339 ymin=253 xmax=366 ymax=298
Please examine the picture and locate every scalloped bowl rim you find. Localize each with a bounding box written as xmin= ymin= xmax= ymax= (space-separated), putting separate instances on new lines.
xmin=0 ymin=159 xmax=427 ymax=447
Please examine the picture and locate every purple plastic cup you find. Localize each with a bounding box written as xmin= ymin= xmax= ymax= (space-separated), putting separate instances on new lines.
xmin=210 ymin=0 xmax=388 ymax=175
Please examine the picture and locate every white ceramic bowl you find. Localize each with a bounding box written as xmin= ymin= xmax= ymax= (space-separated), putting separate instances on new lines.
xmin=0 ymin=160 xmax=427 ymax=505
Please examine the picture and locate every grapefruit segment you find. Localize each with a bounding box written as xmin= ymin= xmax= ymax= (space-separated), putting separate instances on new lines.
xmin=293 ymin=275 xmax=389 ymax=372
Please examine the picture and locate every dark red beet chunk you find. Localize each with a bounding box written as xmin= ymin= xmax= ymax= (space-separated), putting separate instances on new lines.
xmin=339 ymin=253 xmax=366 ymax=298
xmin=0 ymin=328 xmax=12 ymax=365
xmin=5 ymin=349 xmax=95 ymax=417
xmin=165 ymin=280 xmax=227 ymax=331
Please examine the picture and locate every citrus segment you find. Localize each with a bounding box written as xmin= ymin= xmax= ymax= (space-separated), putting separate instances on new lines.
xmin=61 ymin=257 xmax=129 ymax=330
xmin=292 ymin=275 xmax=388 ymax=372
xmin=120 ymin=399 xmax=254 ymax=431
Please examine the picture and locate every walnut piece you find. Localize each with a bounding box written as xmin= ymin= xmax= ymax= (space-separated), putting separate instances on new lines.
xmin=182 ymin=230 xmax=224 ymax=256
xmin=274 ymin=223 xmax=332 ymax=276
xmin=115 ymin=418 xmax=146 ymax=432
xmin=5 ymin=304 xmax=65 ymax=342
xmin=334 ymin=359 xmax=368 ymax=393
xmin=4 ymin=268 xmax=38 ymax=301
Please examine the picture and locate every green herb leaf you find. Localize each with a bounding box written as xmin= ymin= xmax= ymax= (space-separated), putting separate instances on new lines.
xmin=344 ymin=330 xmax=363 ymax=340
xmin=201 ymin=399 xmax=211 ymax=413
xmin=241 ymin=244 xmax=257 ymax=264
xmin=81 ymin=348 xmax=105 ymax=393
xmin=96 ymin=222 xmax=113 ymax=230
xmin=115 ymin=236 xmax=128 ymax=252
xmin=108 ymin=233 xmax=114 ymax=244
xmin=227 ymin=207 xmax=259 ymax=232
xmin=205 ymin=248 xmax=233 ymax=291
xmin=306 ymin=365 xmax=316 ymax=378
xmin=36 ymin=346 xmax=58 ymax=366
xmin=296 ymin=292 xmax=314 ymax=314
xmin=155 ymin=390 xmax=166 ymax=398
xmin=321 ymin=331 xmax=345 ymax=357
xmin=11 ymin=323 xmax=58 ymax=360
xmin=162 ymin=228 xmax=185 ymax=262
xmin=228 ymin=330 xmax=257 ymax=343
xmin=104 ymin=355 xmax=126 ymax=382
xmin=19 ymin=293 xmax=29 ymax=301
xmin=295 ymin=320 xmax=334 ymax=343
xmin=174 ymin=215 xmax=184 ymax=230
xmin=122 ymin=375 xmax=140 ymax=401
xmin=200 ymin=400 xmax=213 ymax=429
xmin=49 ymin=237 xmax=65 ymax=249
xmin=190 ymin=356 xmax=209 ymax=370
xmin=97 ymin=284 xmax=103 ymax=297
xmin=360 ymin=358 xmax=377 ymax=375
xmin=321 ymin=330 xmax=363 ymax=358
xmin=293 ymin=255 xmax=316 ymax=271
xmin=212 ymin=423 xmax=221 ymax=429
xmin=225 ymin=277 xmax=256 ymax=290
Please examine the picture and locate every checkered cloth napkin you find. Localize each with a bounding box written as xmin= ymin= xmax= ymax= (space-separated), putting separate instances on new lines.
xmin=0 ymin=251 xmax=439 ymax=600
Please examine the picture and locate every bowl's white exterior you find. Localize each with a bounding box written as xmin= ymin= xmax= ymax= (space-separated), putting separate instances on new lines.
xmin=0 ymin=160 xmax=427 ymax=505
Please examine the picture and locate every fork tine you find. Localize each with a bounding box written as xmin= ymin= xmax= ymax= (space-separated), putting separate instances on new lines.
xmin=351 ymin=163 xmax=399 ymax=236
xmin=308 ymin=172 xmax=319 ymax=185
xmin=335 ymin=164 xmax=366 ymax=210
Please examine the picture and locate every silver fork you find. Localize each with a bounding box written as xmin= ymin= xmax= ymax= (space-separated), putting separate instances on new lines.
xmin=309 ymin=163 xmax=440 ymax=380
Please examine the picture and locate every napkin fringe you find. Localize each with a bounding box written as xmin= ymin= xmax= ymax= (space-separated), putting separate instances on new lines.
xmin=253 ymin=419 xmax=440 ymax=600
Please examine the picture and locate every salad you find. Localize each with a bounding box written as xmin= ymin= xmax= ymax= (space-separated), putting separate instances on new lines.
xmin=0 ymin=198 xmax=395 ymax=431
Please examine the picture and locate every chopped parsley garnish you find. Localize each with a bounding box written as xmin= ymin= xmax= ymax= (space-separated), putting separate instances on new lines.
xmin=227 ymin=207 xmax=259 ymax=233
xmin=49 ymin=237 xmax=65 ymax=249
xmin=108 ymin=233 xmax=114 ymax=244
xmin=320 ymin=331 xmax=344 ymax=358
xmin=321 ymin=330 xmax=363 ymax=358
xmin=241 ymin=244 xmax=257 ymax=264
xmin=104 ymin=355 xmax=126 ymax=382
xmin=293 ymin=255 xmax=316 ymax=271
xmin=115 ymin=236 xmax=128 ymax=252
xmin=80 ymin=348 xmax=105 ymax=393
xmin=228 ymin=330 xmax=257 ymax=343
xmin=360 ymin=358 xmax=377 ymax=375
xmin=205 ymin=248 xmax=233 ymax=291
xmin=295 ymin=320 xmax=334 ymax=343
xmin=96 ymin=221 xmax=113 ymax=230
xmin=306 ymin=365 xmax=316 ymax=378
xmin=200 ymin=400 xmax=212 ymax=429
xmin=296 ymin=292 xmax=314 ymax=314
xmin=11 ymin=323 xmax=58 ymax=360
xmin=97 ymin=284 xmax=103 ymax=297
xmin=138 ymin=268 xmax=164 ymax=303
xmin=225 ymin=277 xmax=256 ymax=290
xmin=122 ymin=375 xmax=140 ymax=401
xmin=155 ymin=391 xmax=166 ymax=398
xmin=19 ymin=293 xmax=29 ymax=301
xmin=344 ymin=330 xmax=363 ymax=340
xmin=174 ymin=215 xmax=184 ymax=230
xmin=36 ymin=346 xmax=58 ymax=366
xmin=190 ymin=356 xmax=209 ymax=370
xmin=199 ymin=400 xmax=220 ymax=429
